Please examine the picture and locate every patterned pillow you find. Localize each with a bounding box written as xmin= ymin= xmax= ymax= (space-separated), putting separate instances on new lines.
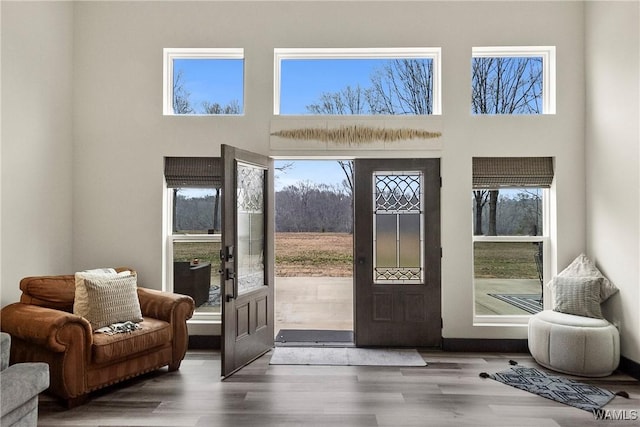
xmin=552 ymin=276 xmax=604 ymax=319
xmin=84 ymin=274 xmax=143 ymax=330
xmin=74 ymin=268 xmax=117 ymax=318
xmin=74 ymin=269 xmax=134 ymax=318
xmin=553 ymin=253 xmax=618 ymax=302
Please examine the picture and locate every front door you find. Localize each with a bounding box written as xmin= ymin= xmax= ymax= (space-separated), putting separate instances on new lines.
xmin=221 ymin=145 xmax=274 ymax=377
xmin=354 ymin=158 xmax=441 ymax=347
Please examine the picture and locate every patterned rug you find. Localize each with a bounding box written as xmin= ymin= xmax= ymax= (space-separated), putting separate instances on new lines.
xmin=488 ymin=293 xmax=542 ymax=314
xmin=480 ymin=361 xmax=628 ymax=412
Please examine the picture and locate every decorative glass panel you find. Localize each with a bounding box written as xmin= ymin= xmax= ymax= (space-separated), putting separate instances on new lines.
xmin=237 ymin=163 xmax=265 ymax=295
xmin=373 ymin=172 xmax=424 ymax=284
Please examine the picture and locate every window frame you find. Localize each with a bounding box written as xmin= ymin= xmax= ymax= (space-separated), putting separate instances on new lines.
xmin=273 ymin=47 xmax=442 ymax=115
xmin=472 ymin=188 xmax=550 ymax=325
xmin=164 ymin=185 xmax=222 ymax=323
xmin=471 ymin=46 xmax=556 ymax=115
xmin=162 ymin=47 xmax=245 ymax=116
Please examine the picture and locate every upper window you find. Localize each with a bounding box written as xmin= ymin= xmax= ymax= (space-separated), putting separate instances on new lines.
xmin=163 ymin=48 xmax=244 ymax=116
xmin=274 ymin=48 xmax=441 ymax=115
xmin=472 ymin=46 xmax=556 ymax=115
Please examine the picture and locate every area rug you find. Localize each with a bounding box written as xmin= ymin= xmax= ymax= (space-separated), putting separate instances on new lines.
xmin=270 ymin=347 xmax=426 ymax=366
xmin=488 ymin=293 xmax=542 ymax=314
xmin=480 ymin=361 xmax=628 ymax=412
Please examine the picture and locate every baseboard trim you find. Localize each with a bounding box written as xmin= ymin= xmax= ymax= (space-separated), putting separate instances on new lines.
xmin=189 ymin=335 xmax=221 ymax=349
xmin=442 ymin=338 xmax=529 ymax=353
xmin=620 ymin=356 xmax=640 ymax=380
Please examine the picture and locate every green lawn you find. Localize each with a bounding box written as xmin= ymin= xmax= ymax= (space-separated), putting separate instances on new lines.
xmin=474 ymin=241 xmax=540 ymax=279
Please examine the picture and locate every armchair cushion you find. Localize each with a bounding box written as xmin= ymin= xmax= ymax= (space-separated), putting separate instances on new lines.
xmin=92 ymin=317 xmax=171 ymax=364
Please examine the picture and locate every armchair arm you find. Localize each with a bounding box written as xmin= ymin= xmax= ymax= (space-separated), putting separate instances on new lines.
xmin=0 ymin=303 xmax=92 ymax=353
xmin=136 ymin=288 xmax=194 ymax=370
xmin=137 ymin=287 xmax=195 ymax=323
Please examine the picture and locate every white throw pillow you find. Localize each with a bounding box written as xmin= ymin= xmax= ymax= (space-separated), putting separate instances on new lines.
xmin=74 ymin=268 xmax=134 ymax=318
xmin=549 ymin=253 xmax=618 ymax=302
xmin=552 ymin=276 xmax=604 ymax=319
xmin=84 ymin=274 xmax=143 ymax=330
xmin=74 ymin=268 xmax=117 ymax=318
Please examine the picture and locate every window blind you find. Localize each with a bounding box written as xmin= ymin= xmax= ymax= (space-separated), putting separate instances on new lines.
xmin=164 ymin=157 xmax=222 ymax=188
xmin=472 ymin=157 xmax=554 ymax=189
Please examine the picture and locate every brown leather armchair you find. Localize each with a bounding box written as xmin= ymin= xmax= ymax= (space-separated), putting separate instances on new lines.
xmin=0 ymin=268 xmax=195 ymax=407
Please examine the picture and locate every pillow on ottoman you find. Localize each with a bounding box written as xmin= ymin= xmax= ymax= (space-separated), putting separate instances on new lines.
xmin=552 ymin=275 xmax=604 ymax=319
xmin=551 ymin=253 xmax=618 ymax=302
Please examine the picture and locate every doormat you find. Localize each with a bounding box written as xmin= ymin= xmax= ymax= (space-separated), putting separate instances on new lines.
xmin=269 ymin=347 xmax=426 ymax=366
xmin=480 ymin=361 xmax=628 ymax=412
xmin=488 ymin=293 xmax=542 ymax=314
xmin=275 ymin=329 xmax=354 ymax=345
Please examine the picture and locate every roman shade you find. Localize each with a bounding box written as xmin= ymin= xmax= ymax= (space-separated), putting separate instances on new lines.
xmin=472 ymin=157 xmax=554 ymax=189
xmin=164 ymin=157 xmax=222 ymax=188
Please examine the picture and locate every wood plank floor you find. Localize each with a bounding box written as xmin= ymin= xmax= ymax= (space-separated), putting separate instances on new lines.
xmin=38 ymin=350 xmax=640 ymax=426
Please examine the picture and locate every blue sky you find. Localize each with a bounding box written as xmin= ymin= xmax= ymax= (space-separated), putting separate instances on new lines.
xmin=279 ymin=59 xmax=386 ymax=114
xmin=174 ymin=59 xmax=244 ymax=113
xmin=275 ymin=160 xmax=348 ymax=191
xmin=175 ymin=58 xmax=393 ymax=114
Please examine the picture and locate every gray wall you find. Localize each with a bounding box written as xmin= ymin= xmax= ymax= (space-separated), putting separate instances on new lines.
xmin=1 ymin=1 xmax=74 ymax=304
xmin=585 ymin=1 xmax=640 ymax=364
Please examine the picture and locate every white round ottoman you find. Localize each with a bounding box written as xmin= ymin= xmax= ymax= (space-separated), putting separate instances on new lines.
xmin=528 ymin=310 xmax=619 ymax=377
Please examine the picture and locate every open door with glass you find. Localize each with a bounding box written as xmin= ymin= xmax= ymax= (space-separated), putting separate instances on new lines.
xmin=221 ymin=144 xmax=274 ymax=377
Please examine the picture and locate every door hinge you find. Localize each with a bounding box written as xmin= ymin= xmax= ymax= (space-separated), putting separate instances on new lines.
xmin=439 ymin=176 xmax=442 ymax=187
xmin=440 ymin=247 xmax=443 ymax=258
xmin=441 ymin=317 xmax=443 ymax=329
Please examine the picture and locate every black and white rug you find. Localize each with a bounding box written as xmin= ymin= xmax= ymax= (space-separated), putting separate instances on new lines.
xmin=488 ymin=293 xmax=542 ymax=314
xmin=480 ymin=361 xmax=627 ymax=412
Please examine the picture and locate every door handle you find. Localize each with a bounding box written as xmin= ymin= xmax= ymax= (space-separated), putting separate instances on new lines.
xmin=225 ymin=269 xmax=236 ymax=302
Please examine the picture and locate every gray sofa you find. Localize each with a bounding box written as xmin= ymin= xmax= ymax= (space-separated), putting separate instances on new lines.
xmin=1 ymin=332 xmax=49 ymax=426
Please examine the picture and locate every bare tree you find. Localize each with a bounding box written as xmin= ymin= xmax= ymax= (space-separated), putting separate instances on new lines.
xmin=202 ymin=99 xmax=241 ymax=115
xmin=368 ymin=59 xmax=433 ymax=114
xmin=337 ymin=160 xmax=354 ymax=198
xmin=173 ymin=70 xmax=195 ymax=114
xmin=472 ymin=57 xmax=543 ymax=234
xmin=472 ymin=57 xmax=543 ymax=115
xmin=173 ymin=70 xmax=241 ymax=115
xmin=305 ymin=59 xmax=433 ymax=116
xmin=473 ymin=190 xmax=489 ymax=235
xmin=307 ymin=85 xmax=370 ymax=115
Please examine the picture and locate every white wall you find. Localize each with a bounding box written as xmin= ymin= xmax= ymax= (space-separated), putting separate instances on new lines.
xmin=2 ymin=1 xmax=589 ymax=342
xmin=1 ymin=1 xmax=74 ymax=307
xmin=70 ymin=1 xmax=586 ymax=340
xmin=585 ymin=1 xmax=640 ymax=364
